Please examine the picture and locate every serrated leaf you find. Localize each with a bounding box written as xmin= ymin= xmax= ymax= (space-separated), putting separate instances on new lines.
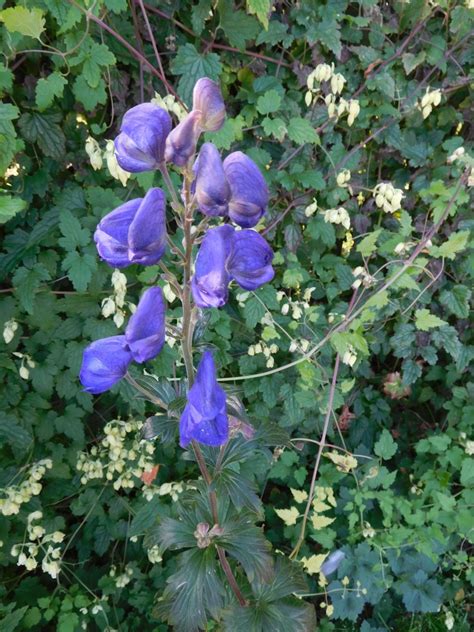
xmin=36 ymin=72 xmax=67 ymax=111
xmin=58 ymin=210 xmax=90 ymax=250
xmin=0 ymin=195 xmax=26 ymax=224
xmin=430 ymin=230 xmax=470 ymax=260
xmin=262 ymin=116 xmax=286 ymax=140
xmin=439 ymin=285 xmax=471 ymax=318
xmin=18 ymin=112 xmax=66 ymax=159
xmin=287 ymin=117 xmax=319 ymax=144
xmin=130 ymin=500 xmax=165 ymax=537
xmin=191 ymin=0 xmax=212 ymax=34
xmin=171 ymin=44 xmax=222 ymax=105
xmin=13 ymin=265 xmax=51 ymax=313
xmin=396 ymin=570 xmax=443 ymax=613
xmin=414 ymin=309 xmax=447 ymax=331
xmin=218 ymin=0 xmax=260 ymax=50
xmin=374 ymin=429 xmax=398 ymax=460
xmin=356 ymin=229 xmax=382 ymax=257
xmin=246 ymin=0 xmax=270 ymax=29
xmin=0 ymin=103 xmax=20 ymax=120
xmin=0 ymin=415 xmax=33 ymax=452
xmin=256 ymin=90 xmax=282 ymax=115
xmin=0 ymin=6 xmax=45 ymax=39
xmin=62 ymin=251 xmax=97 ymax=292
xmin=72 ymin=75 xmax=107 ymax=110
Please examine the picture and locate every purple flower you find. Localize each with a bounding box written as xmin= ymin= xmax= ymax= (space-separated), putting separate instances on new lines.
xmin=114 ymin=103 xmax=172 ymax=172
xmin=164 ymin=110 xmax=202 ymax=167
xmin=125 ymin=287 xmax=166 ymax=363
xmin=193 ymin=143 xmax=230 ymax=217
xmin=193 ymin=78 xmax=225 ymax=132
xmin=321 ymin=550 xmax=345 ymax=577
xmin=191 ymin=225 xmax=234 ymax=308
xmin=227 ymin=229 xmax=274 ymax=290
xmin=94 ymin=188 xmax=167 ymax=268
xmin=179 ymin=351 xmax=228 ymax=448
xmin=223 ymin=152 xmax=269 ymax=228
xmin=79 ymin=336 xmax=132 ymax=394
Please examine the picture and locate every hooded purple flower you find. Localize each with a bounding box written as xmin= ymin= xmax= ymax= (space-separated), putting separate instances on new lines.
xmin=227 ymin=229 xmax=274 ymax=290
xmin=79 ymin=336 xmax=132 ymax=394
xmin=94 ymin=188 xmax=167 ymax=268
xmin=191 ymin=225 xmax=234 ymax=308
xmin=321 ymin=550 xmax=345 ymax=577
xmin=125 ymin=287 xmax=166 ymax=363
xmin=192 ymin=78 xmax=225 ymax=132
xmin=164 ymin=110 xmax=202 ymax=167
xmin=114 ymin=103 xmax=172 ymax=172
xmin=193 ymin=142 xmax=230 ymax=217
xmin=223 ymin=152 xmax=269 ymax=228
xmin=179 ymin=351 xmax=228 ymax=448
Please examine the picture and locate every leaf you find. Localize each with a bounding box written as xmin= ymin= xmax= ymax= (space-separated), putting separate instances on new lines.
xmin=275 ymin=506 xmax=299 ymax=526
xmin=0 ymin=606 xmax=28 ymax=632
xmin=460 ymin=458 xmax=474 ymax=486
xmin=402 ymin=51 xmax=426 ymax=74
xmin=374 ymin=429 xmax=398 ymax=460
xmin=58 ymin=210 xmax=90 ymax=251
xmin=0 ymin=195 xmax=26 ymax=224
xmin=141 ymin=415 xmax=178 ymax=444
xmin=256 ymin=90 xmax=282 ymax=115
xmin=18 ymin=112 xmax=66 ymax=159
xmin=311 ymin=514 xmax=335 ymax=530
xmin=0 ymin=414 xmax=33 ymax=453
xmin=0 ymin=103 xmax=20 ymax=120
xmin=218 ymin=0 xmax=260 ymax=50
xmin=439 ymin=285 xmax=471 ymax=318
xmin=205 ymin=116 xmax=244 ymax=150
xmin=191 ymin=0 xmax=212 ymax=34
xmin=414 ymin=309 xmax=447 ymax=331
xmin=356 ymin=229 xmax=382 ymax=257
xmin=12 ymin=265 xmax=51 ymax=313
xmin=129 ymin=500 xmax=165 ymax=537
xmin=72 ymin=75 xmax=107 ymax=110
xmin=262 ymin=116 xmax=287 ymax=140
xmin=62 ymin=251 xmax=97 ymax=292
xmin=36 ymin=72 xmax=67 ymax=111
xmin=395 ymin=570 xmax=443 ymax=613
xmin=0 ymin=6 xmax=45 ymax=39
xmin=287 ymin=117 xmax=319 ymax=144
xmin=171 ymin=44 xmax=222 ymax=105
xmin=430 ymin=230 xmax=470 ymax=260
xmin=246 ymin=0 xmax=270 ymax=29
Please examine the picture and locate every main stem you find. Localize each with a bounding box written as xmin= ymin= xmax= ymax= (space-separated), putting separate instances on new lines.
xmin=179 ymin=168 xmax=247 ymax=607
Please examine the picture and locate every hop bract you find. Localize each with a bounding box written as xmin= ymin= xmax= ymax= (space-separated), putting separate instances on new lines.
xmin=114 ymin=103 xmax=172 ymax=172
xmin=179 ymin=351 xmax=228 ymax=448
xmin=94 ymin=188 xmax=167 ymax=268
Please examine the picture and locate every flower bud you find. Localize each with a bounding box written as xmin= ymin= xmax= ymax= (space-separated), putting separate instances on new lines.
xmin=223 ymin=151 xmax=269 ymax=228
xmin=114 ymin=103 xmax=172 ymax=172
xmin=192 ymin=77 xmax=225 ymax=132
xmin=79 ymin=336 xmax=132 ymax=394
xmin=125 ymin=287 xmax=166 ymax=363
xmin=94 ymin=188 xmax=167 ymax=268
xmin=193 ymin=142 xmax=230 ymax=216
xmin=164 ymin=110 xmax=202 ymax=167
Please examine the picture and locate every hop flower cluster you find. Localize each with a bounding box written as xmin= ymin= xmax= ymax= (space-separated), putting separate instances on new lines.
xmin=0 ymin=459 xmax=52 ymax=516
xmin=352 ymin=266 xmax=376 ymax=289
xmin=322 ymin=207 xmax=351 ymax=230
xmin=3 ymin=318 xmax=18 ymax=344
xmin=11 ymin=511 xmax=65 ymax=578
xmin=76 ymin=419 xmax=155 ymax=491
xmin=142 ymin=480 xmax=188 ymax=502
xmin=12 ymin=351 xmax=36 ymax=380
xmin=373 ymin=182 xmax=404 ymax=214
xmin=248 ymin=341 xmax=279 ymax=368
xmin=109 ymin=563 xmax=133 ymax=588
xmin=305 ymin=64 xmax=360 ymax=126
xmin=151 ymin=92 xmax=187 ymax=121
xmin=277 ymin=288 xmax=314 ymax=321
xmin=101 ymin=269 xmax=135 ymax=329
xmin=418 ymin=87 xmax=442 ymax=119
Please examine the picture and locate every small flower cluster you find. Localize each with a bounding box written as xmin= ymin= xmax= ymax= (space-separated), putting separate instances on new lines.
xmin=12 ymin=351 xmax=36 ymax=380
xmin=305 ymin=64 xmax=360 ymax=126
xmin=109 ymin=563 xmax=133 ymax=588
xmin=277 ymin=288 xmax=314 ymax=321
xmin=151 ymin=92 xmax=187 ymax=121
xmin=142 ymin=480 xmax=188 ymax=502
xmin=373 ymin=182 xmax=404 ymax=214
xmin=248 ymin=340 xmax=279 ymax=368
xmin=352 ymin=266 xmax=376 ymax=289
xmin=336 ymin=169 xmax=351 ymax=187
xmin=418 ymin=87 xmax=442 ymax=119
xmin=101 ymin=270 xmax=135 ymax=328
xmin=3 ymin=318 xmax=18 ymax=344
xmin=0 ymin=459 xmax=52 ymax=516
xmin=76 ymin=419 xmax=155 ymax=491
xmin=322 ymin=207 xmax=351 ymax=230
xmin=11 ymin=511 xmax=65 ymax=578
xmin=147 ymin=544 xmax=163 ymax=564
xmin=342 ymin=345 xmax=357 ymax=368
xmin=85 ymin=137 xmax=131 ymax=186
xmin=304 ymin=198 xmax=318 ymax=217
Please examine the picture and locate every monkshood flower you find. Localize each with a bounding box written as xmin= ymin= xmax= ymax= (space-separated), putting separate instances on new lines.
xmin=114 ymin=103 xmax=172 ymax=172
xmin=320 ymin=550 xmax=345 ymax=577
xmin=226 ymin=229 xmax=274 ymax=290
xmin=79 ymin=336 xmax=133 ymax=394
xmin=164 ymin=110 xmax=202 ymax=167
xmin=191 ymin=225 xmax=233 ymax=308
xmin=193 ymin=142 xmax=230 ymax=216
xmin=192 ymin=78 xmax=225 ymax=132
xmin=94 ymin=188 xmax=167 ymax=268
xmin=179 ymin=351 xmax=228 ymax=448
xmin=223 ymin=152 xmax=269 ymax=228
xmin=125 ymin=287 xmax=166 ymax=363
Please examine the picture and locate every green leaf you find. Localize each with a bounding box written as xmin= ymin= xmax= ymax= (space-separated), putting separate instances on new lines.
xmin=414 ymin=309 xmax=447 ymax=332
xmin=402 ymin=51 xmax=426 ymax=74
xmin=218 ymin=0 xmax=260 ymax=50
xmin=439 ymin=285 xmax=471 ymax=318
xmin=256 ymin=90 xmax=282 ymax=115
xmin=0 ymin=6 xmax=45 ymax=39
xmin=374 ymin=429 xmax=398 ymax=460
xmin=0 ymin=606 xmax=28 ymax=632
xmin=246 ymin=0 xmax=270 ymax=29
xmin=395 ymin=570 xmax=443 ymax=613
xmin=262 ymin=116 xmax=287 ymax=141
xmin=130 ymin=500 xmax=165 ymax=537
xmin=171 ymin=44 xmax=222 ymax=105
xmin=356 ymin=229 xmax=382 ymax=257
xmin=0 ymin=103 xmax=20 ymax=120
xmin=430 ymin=230 xmax=470 ymax=260
xmin=287 ymin=117 xmax=319 ymax=145
xmin=72 ymin=75 xmax=107 ymax=110
xmin=36 ymin=72 xmax=67 ymax=111
xmin=460 ymin=458 xmax=474 ymax=486
xmin=0 ymin=195 xmax=26 ymax=224
xmin=18 ymin=112 xmax=66 ymax=159
xmin=191 ymin=0 xmax=212 ymax=34
xmin=62 ymin=251 xmax=97 ymax=292
xmin=58 ymin=210 xmax=90 ymax=250
xmin=12 ymin=265 xmax=51 ymax=313
xmin=0 ymin=415 xmax=33 ymax=453
xmin=205 ymin=116 xmax=244 ymax=150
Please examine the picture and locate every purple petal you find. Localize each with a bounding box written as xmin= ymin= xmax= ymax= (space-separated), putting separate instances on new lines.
xmin=191 ymin=225 xmax=234 ymax=308
xmin=223 ymin=152 xmax=269 ymax=228
xmin=179 ymin=351 xmax=228 ymax=448
xmin=114 ymin=103 xmax=171 ymax=172
xmin=227 ymin=229 xmax=274 ymax=291
xmin=164 ymin=110 xmax=202 ymax=167
xmin=193 ymin=78 xmax=225 ymax=132
xmin=94 ymin=199 xmax=141 ymax=268
xmin=125 ymin=287 xmax=166 ymax=363
xmin=193 ymin=142 xmax=230 ymax=217
xmin=321 ymin=550 xmax=346 ymax=577
xmin=128 ymin=188 xmax=167 ymax=265
xmin=79 ymin=336 xmax=132 ymax=394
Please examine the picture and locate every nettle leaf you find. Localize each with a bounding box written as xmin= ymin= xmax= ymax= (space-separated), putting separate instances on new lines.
xmin=246 ymin=0 xmax=271 ymax=29
xmin=0 ymin=195 xmax=26 ymax=224
xmin=0 ymin=6 xmax=45 ymax=39
xmin=414 ymin=309 xmax=447 ymax=332
xmin=374 ymin=429 xmax=398 ymax=460
xmin=395 ymin=569 xmax=443 ymax=613
xmin=171 ymin=44 xmax=222 ymax=105
xmin=287 ymin=117 xmax=319 ymax=145
xmin=218 ymin=0 xmax=260 ymax=50
xmin=35 ymin=72 xmax=67 ymax=111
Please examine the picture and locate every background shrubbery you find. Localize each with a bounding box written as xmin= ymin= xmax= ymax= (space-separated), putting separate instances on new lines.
xmin=0 ymin=1 xmax=472 ymax=630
